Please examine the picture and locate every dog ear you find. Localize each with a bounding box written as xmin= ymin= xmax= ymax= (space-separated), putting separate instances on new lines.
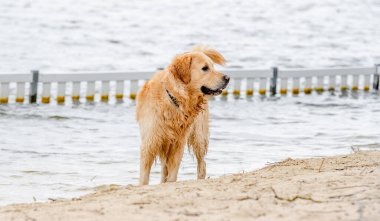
xmin=192 ymin=45 xmax=226 ymax=65
xmin=170 ymin=54 xmax=192 ymax=84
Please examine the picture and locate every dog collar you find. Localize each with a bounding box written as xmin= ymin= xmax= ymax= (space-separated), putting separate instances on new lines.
xmin=165 ymin=89 xmax=180 ymax=108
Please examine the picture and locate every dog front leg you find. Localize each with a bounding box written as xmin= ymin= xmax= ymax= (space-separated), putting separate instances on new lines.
xmin=188 ymin=131 xmax=208 ymax=180
xmin=187 ymin=109 xmax=209 ymax=180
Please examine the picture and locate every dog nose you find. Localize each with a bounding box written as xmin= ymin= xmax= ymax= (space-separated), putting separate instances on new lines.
xmin=223 ymin=75 xmax=230 ymax=83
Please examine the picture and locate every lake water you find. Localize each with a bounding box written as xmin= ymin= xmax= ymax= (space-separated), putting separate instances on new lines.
xmin=1 ymin=0 xmax=380 ymax=205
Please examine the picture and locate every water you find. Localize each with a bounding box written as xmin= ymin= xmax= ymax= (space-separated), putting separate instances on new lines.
xmin=1 ymin=0 xmax=380 ymax=206
xmin=1 ymin=93 xmax=379 ymax=205
xmin=0 ymin=0 xmax=379 ymax=72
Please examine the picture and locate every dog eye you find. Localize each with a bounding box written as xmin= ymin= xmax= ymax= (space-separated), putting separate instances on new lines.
xmin=202 ymin=66 xmax=209 ymax=71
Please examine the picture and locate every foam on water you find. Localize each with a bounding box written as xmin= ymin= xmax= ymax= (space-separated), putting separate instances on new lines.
xmin=0 ymin=0 xmax=380 ymax=205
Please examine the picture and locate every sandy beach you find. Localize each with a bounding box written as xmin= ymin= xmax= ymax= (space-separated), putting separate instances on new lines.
xmin=1 ymin=150 xmax=379 ymax=221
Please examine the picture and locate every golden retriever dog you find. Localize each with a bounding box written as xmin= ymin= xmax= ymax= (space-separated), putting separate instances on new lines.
xmin=136 ymin=46 xmax=229 ymax=185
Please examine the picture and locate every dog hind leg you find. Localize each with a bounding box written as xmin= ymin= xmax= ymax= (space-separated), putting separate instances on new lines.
xmin=166 ymin=142 xmax=185 ymax=182
xmin=196 ymin=151 xmax=206 ymax=179
xmin=159 ymin=154 xmax=168 ymax=183
xmin=139 ymin=146 xmax=156 ymax=185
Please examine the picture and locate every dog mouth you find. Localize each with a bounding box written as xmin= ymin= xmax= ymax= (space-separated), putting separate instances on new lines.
xmin=201 ymin=82 xmax=228 ymax=96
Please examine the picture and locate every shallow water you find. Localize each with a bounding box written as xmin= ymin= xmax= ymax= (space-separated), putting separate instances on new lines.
xmin=1 ymin=0 xmax=380 ymax=206
xmin=1 ymin=93 xmax=380 ymax=205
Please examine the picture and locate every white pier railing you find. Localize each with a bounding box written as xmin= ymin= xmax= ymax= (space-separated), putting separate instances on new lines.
xmin=278 ymin=67 xmax=375 ymax=95
xmin=0 ymin=65 xmax=379 ymax=104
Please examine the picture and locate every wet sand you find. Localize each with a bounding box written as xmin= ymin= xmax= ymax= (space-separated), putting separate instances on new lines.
xmin=1 ymin=151 xmax=379 ymax=221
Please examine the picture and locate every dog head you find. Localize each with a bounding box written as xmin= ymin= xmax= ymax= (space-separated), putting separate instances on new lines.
xmin=169 ymin=46 xmax=230 ymax=96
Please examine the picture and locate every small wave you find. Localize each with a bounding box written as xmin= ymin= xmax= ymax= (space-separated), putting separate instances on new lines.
xmin=48 ymin=115 xmax=71 ymax=120
xmin=21 ymin=170 xmax=56 ymax=176
xmin=294 ymin=101 xmax=360 ymax=109
xmin=351 ymin=143 xmax=380 ymax=149
xmin=107 ymin=39 xmax=122 ymax=44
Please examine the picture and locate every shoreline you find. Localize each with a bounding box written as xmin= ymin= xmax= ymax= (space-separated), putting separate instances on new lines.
xmin=1 ymin=151 xmax=379 ymax=221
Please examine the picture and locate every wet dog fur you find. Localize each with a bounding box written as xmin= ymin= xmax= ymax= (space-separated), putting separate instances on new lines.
xmin=136 ymin=46 xmax=229 ymax=185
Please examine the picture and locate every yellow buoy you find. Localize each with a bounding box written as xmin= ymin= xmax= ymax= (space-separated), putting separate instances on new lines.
xmin=41 ymin=97 xmax=50 ymax=104
xmin=0 ymin=98 xmax=8 ymax=104
xmin=280 ymin=89 xmax=287 ymax=95
xmin=101 ymin=95 xmax=109 ymax=102
xmin=72 ymin=95 xmax=80 ymax=102
xmin=232 ymin=90 xmax=240 ymax=96
xmin=130 ymin=93 xmax=136 ymax=100
xmin=304 ymin=88 xmax=312 ymax=94
xmin=16 ymin=97 xmax=24 ymax=103
xmin=86 ymin=95 xmax=95 ymax=102
xmin=259 ymin=89 xmax=266 ymax=95
xmin=115 ymin=94 xmax=124 ymax=100
xmin=57 ymin=96 xmax=65 ymax=104
xmin=292 ymin=88 xmax=299 ymax=95
xmin=315 ymin=87 xmax=324 ymax=93
xmin=246 ymin=89 xmax=253 ymax=96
